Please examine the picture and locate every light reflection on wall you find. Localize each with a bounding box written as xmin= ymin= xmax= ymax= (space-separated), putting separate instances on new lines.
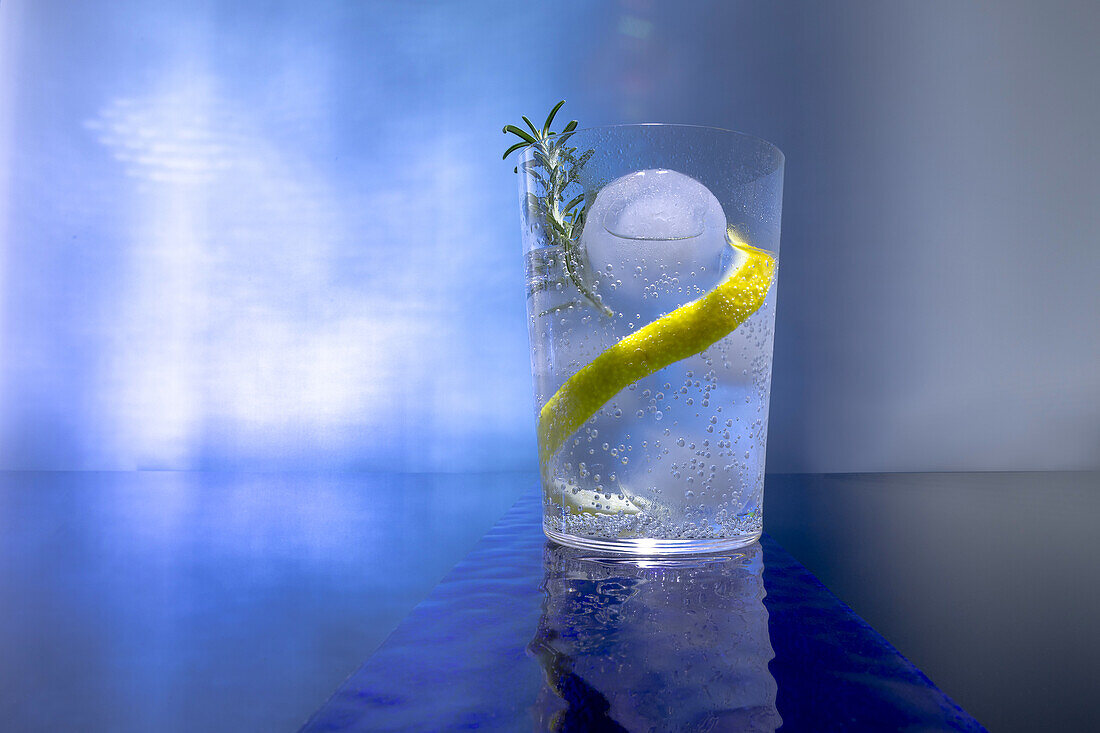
xmin=0 ymin=0 xmax=545 ymax=470
xmin=81 ymin=79 xmax=428 ymax=467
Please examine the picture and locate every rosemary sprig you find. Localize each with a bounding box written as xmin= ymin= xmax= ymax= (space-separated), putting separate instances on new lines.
xmin=504 ymin=101 xmax=612 ymax=317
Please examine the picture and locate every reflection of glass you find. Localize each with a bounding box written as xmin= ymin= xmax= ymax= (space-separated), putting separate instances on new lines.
xmin=528 ymin=541 xmax=781 ymax=731
xmin=518 ymin=125 xmax=784 ymax=554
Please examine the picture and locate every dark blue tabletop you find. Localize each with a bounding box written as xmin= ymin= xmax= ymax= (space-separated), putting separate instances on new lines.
xmin=2 ymin=471 xmax=1097 ymax=731
xmin=302 ymin=489 xmax=983 ymax=732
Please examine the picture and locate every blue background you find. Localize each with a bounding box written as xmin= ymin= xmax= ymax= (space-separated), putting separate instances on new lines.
xmin=1 ymin=0 xmax=1098 ymax=472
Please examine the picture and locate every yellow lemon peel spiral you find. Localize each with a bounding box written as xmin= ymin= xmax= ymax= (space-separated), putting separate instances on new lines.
xmin=538 ymin=229 xmax=776 ymax=471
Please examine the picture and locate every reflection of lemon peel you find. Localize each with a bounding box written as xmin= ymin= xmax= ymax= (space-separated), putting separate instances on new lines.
xmin=554 ymin=484 xmax=645 ymax=515
xmin=538 ymin=227 xmax=776 ymax=470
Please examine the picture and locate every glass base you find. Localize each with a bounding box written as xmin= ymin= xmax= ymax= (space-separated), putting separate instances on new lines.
xmin=544 ymin=526 xmax=761 ymax=556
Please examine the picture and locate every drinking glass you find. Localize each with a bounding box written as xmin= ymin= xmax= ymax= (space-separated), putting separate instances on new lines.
xmin=518 ymin=124 xmax=783 ymax=554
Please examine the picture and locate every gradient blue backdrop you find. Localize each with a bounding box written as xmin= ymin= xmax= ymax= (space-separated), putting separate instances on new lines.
xmin=1 ymin=0 xmax=1098 ymax=472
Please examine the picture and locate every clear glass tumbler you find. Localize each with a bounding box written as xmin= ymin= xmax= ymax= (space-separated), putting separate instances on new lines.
xmin=518 ymin=124 xmax=783 ymax=554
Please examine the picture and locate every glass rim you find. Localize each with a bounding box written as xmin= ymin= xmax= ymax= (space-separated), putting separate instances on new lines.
xmin=562 ymin=123 xmax=784 ymax=164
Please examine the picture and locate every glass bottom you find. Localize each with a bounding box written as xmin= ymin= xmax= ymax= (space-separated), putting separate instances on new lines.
xmin=544 ymin=526 xmax=761 ymax=556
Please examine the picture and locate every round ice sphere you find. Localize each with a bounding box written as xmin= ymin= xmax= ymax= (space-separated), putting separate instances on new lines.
xmin=581 ymin=169 xmax=727 ymax=321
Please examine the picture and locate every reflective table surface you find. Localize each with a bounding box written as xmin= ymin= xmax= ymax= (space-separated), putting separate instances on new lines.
xmin=2 ymin=471 xmax=1097 ymax=731
xmin=304 ymin=490 xmax=981 ymax=732
xmin=0 ymin=471 xmax=529 ymax=732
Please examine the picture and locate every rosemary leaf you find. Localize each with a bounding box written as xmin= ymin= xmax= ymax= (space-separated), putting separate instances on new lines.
xmin=542 ymin=100 xmax=565 ymax=136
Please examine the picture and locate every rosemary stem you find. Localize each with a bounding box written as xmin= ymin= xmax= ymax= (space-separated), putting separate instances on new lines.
xmin=505 ymin=102 xmax=613 ymax=318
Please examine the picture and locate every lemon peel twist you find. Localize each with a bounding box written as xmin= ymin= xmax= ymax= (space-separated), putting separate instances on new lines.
xmin=538 ymin=229 xmax=776 ymax=471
